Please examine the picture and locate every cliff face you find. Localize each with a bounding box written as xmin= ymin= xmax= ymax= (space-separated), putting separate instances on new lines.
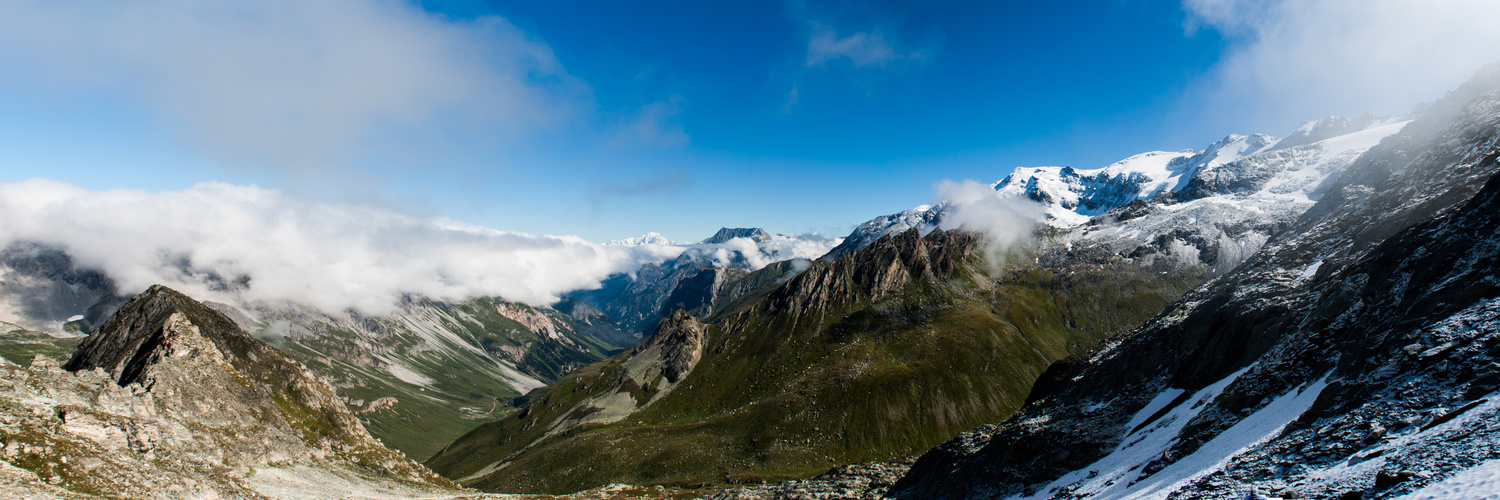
xmin=0 ymin=285 xmax=463 ymax=499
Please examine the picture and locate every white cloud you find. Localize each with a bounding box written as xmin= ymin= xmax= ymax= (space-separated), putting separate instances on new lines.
xmin=0 ymin=0 xmax=584 ymax=170
xmin=805 ymin=25 xmax=902 ymax=68
xmin=934 ymin=180 xmax=1044 ymax=258
xmin=1183 ymin=0 xmax=1500 ymax=128
xmin=0 ymin=180 xmax=680 ymax=315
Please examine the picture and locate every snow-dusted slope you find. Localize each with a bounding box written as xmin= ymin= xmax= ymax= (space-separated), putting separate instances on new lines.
xmin=831 ymin=117 xmax=1404 ymax=276
xmin=1071 ymin=119 xmax=1409 ymax=275
xmin=992 ymin=133 xmax=1277 ymax=227
xmin=890 ymin=61 xmax=1500 ymax=500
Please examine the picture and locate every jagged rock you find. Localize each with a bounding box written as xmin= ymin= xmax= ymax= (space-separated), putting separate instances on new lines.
xmin=0 ymin=285 xmax=478 ymax=498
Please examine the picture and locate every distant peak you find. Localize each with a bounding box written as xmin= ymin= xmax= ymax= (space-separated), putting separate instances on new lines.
xmin=702 ymin=227 xmax=771 ymax=244
xmin=607 ymin=232 xmax=674 ymax=246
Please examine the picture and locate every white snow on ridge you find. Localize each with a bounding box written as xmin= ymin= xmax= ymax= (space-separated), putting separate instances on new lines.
xmin=1014 ymin=368 xmax=1331 ymax=500
xmin=835 ymin=115 xmax=1408 ymax=262
xmin=1014 ymin=367 xmax=1252 ymax=500
xmin=991 ymin=150 xmax=1198 ymax=227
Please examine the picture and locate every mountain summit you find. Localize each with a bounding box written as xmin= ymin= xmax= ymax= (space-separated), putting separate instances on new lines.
xmin=0 ymin=285 xmax=462 ymax=497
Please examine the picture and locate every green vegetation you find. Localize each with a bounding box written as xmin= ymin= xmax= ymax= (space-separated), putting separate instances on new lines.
xmin=428 ymin=231 xmax=1204 ymax=494
xmin=0 ymin=322 xmax=80 ymax=365
xmin=249 ymin=297 xmax=627 ymax=460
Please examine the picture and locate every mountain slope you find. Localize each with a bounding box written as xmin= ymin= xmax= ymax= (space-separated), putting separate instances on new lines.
xmin=224 ymin=296 xmax=631 ymax=460
xmin=887 ymin=62 xmax=1500 ymax=500
xmin=426 ymin=229 xmax=1202 ymax=494
xmin=578 ymin=228 xmax=839 ymax=334
xmin=0 ymin=250 xmax=634 ymax=461
xmin=0 ymin=285 xmax=466 ymax=498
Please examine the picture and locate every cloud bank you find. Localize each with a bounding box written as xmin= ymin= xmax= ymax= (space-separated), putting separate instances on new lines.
xmin=0 ymin=0 xmax=583 ymax=170
xmin=1184 ymin=0 xmax=1500 ymax=128
xmin=703 ymin=235 xmax=841 ymax=270
xmin=0 ymin=180 xmax=679 ymax=315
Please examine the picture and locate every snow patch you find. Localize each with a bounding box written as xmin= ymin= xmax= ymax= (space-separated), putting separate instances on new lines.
xmin=1399 ymin=459 xmax=1500 ymax=500
xmin=1014 ymin=367 xmax=1252 ymax=500
xmin=384 ymin=361 xmax=434 ymax=387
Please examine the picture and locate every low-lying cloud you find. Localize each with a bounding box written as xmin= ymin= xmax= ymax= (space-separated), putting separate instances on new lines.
xmin=0 ymin=0 xmax=583 ymax=170
xmin=1183 ymin=0 xmax=1500 ymax=130
xmin=934 ymin=179 xmax=1045 ymax=257
xmin=703 ymin=235 xmax=840 ymax=270
xmin=0 ymin=180 xmax=680 ymax=315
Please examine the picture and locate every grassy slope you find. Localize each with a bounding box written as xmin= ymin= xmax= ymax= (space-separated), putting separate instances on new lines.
xmin=253 ymin=298 xmax=625 ymax=461
xmin=428 ymin=233 xmax=1201 ymax=494
xmin=0 ymin=322 xmax=81 ymax=365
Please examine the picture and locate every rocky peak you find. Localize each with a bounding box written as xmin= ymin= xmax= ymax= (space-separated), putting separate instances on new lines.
xmin=701 ymin=227 xmax=771 ymax=244
xmin=767 ymin=228 xmax=978 ymax=314
xmin=61 ymin=285 xmax=427 ymax=468
xmin=645 ymin=310 xmax=706 ymax=383
xmin=0 ymin=284 xmax=459 ymax=497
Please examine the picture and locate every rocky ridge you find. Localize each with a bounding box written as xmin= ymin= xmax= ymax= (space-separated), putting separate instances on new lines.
xmin=0 ymin=285 xmax=481 ymax=499
xmin=0 ymin=248 xmax=635 ymax=461
xmin=883 ymin=62 xmax=1500 ymax=500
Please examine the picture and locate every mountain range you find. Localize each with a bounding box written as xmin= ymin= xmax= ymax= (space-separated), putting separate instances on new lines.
xmin=2 ymin=62 xmax=1499 ymax=499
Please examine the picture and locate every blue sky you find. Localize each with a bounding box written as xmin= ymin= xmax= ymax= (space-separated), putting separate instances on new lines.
xmin=2 ymin=0 xmax=1498 ymax=243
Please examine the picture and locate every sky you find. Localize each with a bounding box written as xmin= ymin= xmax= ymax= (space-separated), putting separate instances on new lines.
xmin=1 ymin=0 xmax=1499 ymax=312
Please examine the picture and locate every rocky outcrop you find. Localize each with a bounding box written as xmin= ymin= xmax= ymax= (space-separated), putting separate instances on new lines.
xmin=650 ymin=310 xmax=706 ymax=384
xmin=708 ymin=459 xmax=916 ymax=500
xmin=0 ymin=285 xmax=475 ymax=498
xmin=764 ymin=229 xmax=977 ymax=315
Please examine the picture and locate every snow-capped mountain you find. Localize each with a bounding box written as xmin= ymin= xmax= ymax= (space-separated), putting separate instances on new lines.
xmin=606 ymin=232 xmax=675 ymax=246
xmin=887 ymin=61 xmax=1500 ymax=500
xmin=833 ymin=114 xmax=1406 ymax=277
xmin=995 ymin=133 xmax=1277 ymax=227
xmin=572 ymin=227 xmax=842 ymax=333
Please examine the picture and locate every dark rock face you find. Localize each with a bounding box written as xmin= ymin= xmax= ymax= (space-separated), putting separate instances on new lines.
xmin=651 ymin=310 xmax=707 ymax=384
xmin=661 ymin=268 xmax=730 ymax=320
xmin=572 ymin=252 xmax=719 ymax=333
xmin=887 ymin=63 xmax=1500 ymax=500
